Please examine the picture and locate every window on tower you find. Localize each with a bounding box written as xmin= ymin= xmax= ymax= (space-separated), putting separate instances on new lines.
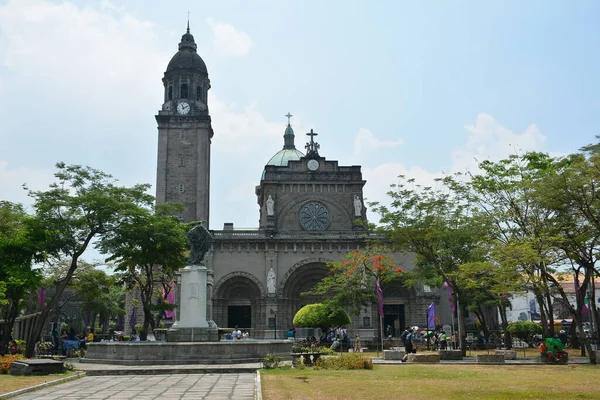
xmin=196 ymin=86 xmax=202 ymax=101
xmin=181 ymin=83 xmax=188 ymax=99
xmin=168 ymin=85 xmax=173 ymax=100
xmin=179 ymin=132 xmax=186 ymax=141
xmin=179 ymin=184 xmax=185 ymax=193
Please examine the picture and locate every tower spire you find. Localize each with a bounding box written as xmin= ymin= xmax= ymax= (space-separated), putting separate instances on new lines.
xmin=285 ymin=112 xmax=293 ymax=126
xmin=187 ymin=12 xmax=190 ymax=33
xmin=283 ymin=112 xmax=296 ymax=149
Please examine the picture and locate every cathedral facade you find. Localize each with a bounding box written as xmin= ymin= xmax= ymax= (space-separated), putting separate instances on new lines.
xmin=153 ymin=27 xmax=444 ymax=339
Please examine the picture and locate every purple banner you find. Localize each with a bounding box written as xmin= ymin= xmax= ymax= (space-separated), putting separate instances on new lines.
xmin=376 ymin=279 xmax=384 ymax=318
xmin=427 ymin=302 xmax=436 ymax=329
xmin=129 ymin=307 xmax=137 ymax=330
xmin=163 ymin=281 xmax=176 ymax=319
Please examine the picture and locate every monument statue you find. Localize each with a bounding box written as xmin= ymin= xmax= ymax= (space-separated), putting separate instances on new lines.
xmin=267 ymin=267 xmax=276 ymax=294
xmin=187 ymin=222 xmax=213 ymax=265
xmin=353 ymin=195 xmax=362 ymax=217
xmin=266 ymin=194 xmax=275 ymax=216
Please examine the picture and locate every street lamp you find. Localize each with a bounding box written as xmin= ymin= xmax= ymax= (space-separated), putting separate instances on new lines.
xmin=270 ymin=309 xmax=277 ymax=340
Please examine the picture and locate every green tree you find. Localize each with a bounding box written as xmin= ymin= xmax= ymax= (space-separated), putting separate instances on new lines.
xmin=0 ymin=201 xmax=43 ymax=346
xmin=468 ymin=153 xmax=562 ymax=339
xmin=293 ymin=303 xmax=351 ymax=332
xmin=23 ymin=163 xmax=152 ymax=357
xmin=505 ymin=321 xmax=542 ymax=346
xmin=305 ymin=246 xmax=402 ymax=314
xmin=371 ymin=175 xmax=491 ymax=353
xmin=99 ymin=204 xmax=188 ymax=340
xmin=534 ymin=143 xmax=600 ymax=362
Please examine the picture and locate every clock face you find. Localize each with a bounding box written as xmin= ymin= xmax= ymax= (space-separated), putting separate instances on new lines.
xmin=177 ymin=102 xmax=190 ymax=115
xmin=307 ymin=159 xmax=319 ymax=171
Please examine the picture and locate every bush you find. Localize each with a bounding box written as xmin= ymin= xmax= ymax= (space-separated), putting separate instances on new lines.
xmin=292 ymin=303 xmax=351 ymax=330
xmin=506 ymin=321 xmax=542 ymax=345
xmin=0 ymin=354 xmax=24 ymax=374
xmin=314 ymin=353 xmax=373 ymax=370
xmin=263 ymin=353 xmax=284 ymax=369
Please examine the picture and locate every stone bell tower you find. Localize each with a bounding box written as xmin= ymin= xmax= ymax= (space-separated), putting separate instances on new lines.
xmin=156 ymin=23 xmax=213 ymax=225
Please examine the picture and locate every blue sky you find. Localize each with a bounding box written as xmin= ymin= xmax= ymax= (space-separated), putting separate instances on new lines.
xmin=0 ymin=0 xmax=599 ymax=262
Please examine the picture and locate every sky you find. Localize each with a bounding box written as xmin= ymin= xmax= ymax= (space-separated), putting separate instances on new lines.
xmin=1 ymin=0 xmax=599 ymax=262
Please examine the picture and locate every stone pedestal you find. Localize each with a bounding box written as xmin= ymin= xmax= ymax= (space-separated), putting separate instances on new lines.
xmin=475 ymin=354 xmax=505 ymax=364
xmin=168 ymin=264 xmax=218 ymax=342
xmin=495 ymin=349 xmax=517 ymax=360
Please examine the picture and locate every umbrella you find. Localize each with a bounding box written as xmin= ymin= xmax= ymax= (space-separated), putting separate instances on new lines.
xmin=545 ymin=337 xmax=564 ymax=354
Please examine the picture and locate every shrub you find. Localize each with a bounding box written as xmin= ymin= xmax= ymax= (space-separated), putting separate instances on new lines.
xmin=0 ymin=354 xmax=24 ymax=374
xmin=263 ymin=353 xmax=284 ymax=369
xmin=314 ymin=353 xmax=373 ymax=370
xmin=506 ymin=321 xmax=542 ymax=345
xmin=318 ymin=346 xmax=335 ymax=355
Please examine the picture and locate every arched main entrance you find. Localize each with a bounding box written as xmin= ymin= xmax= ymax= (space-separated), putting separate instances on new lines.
xmin=213 ymin=273 xmax=264 ymax=334
xmin=279 ymin=260 xmax=330 ymax=333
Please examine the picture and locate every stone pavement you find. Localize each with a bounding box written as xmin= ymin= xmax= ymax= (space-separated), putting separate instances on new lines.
xmin=10 ymin=373 xmax=256 ymax=400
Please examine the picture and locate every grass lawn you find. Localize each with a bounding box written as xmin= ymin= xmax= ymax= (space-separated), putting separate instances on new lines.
xmin=261 ymin=364 xmax=600 ymax=400
xmin=0 ymin=371 xmax=77 ymax=395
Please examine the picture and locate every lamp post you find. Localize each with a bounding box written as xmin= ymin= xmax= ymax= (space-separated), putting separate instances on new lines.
xmin=270 ymin=309 xmax=277 ymax=340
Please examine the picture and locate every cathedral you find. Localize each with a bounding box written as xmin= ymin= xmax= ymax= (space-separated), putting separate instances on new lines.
xmin=149 ymin=26 xmax=447 ymax=339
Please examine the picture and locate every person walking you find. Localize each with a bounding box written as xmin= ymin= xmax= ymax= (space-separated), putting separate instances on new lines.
xmin=402 ymin=328 xmax=415 ymax=362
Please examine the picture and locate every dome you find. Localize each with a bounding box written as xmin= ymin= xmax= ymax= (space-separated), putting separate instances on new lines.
xmin=166 ymin=29 xmax=208 ymax=75
xmin=266 ymin=148 xmax=304 ymax=167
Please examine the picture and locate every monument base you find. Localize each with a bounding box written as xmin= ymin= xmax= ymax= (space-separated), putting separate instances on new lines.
xmin=167 ymin=327 xmax=219 ymax=342
xmin=82 ymin=340 xmax=293 ymax=365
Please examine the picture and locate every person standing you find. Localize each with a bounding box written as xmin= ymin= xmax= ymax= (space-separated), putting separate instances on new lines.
xmin=440 ymin=330 xmax=448 ymax=350
xmin=402 ymin=328 xmax=415 ymax=362
xmin=354 ymin=334 xmax=361 ymax=352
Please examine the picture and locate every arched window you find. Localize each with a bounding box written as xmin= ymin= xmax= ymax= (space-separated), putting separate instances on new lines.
xmin=180 ymin=83 xmax=188 ymax=99
xmin=168 ymin=85 xmax=173 ymax=100
xmin=196 ymin=86 xmax=202 ymax=101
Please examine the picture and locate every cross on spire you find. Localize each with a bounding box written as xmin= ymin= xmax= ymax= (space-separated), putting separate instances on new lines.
xmin=305 ymin=129 xmax=320 ymax=158
xmin=285 ymin=112 xmax=293 ymax=125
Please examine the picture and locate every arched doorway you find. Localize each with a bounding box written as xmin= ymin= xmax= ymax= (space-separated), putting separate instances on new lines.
xmin=279 ymin=261 xmax=329 ymax=334
xmin=214 ymin=273 xmax=264 ymax=334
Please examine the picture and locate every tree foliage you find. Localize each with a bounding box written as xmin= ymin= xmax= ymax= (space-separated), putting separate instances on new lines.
xmin=303 ymin=246 xmax=402 ymax=314
xmin=0 ymin=201 xmax=43 ymax=345
xmin=505 ymin=321 xmax=542 ymax=344
xmin=292 ymin=303 xmax=351 ymax=331
xmin=99 ymin=203 xmax=188 ymax=339
xmin=23 ymin=162 xmax=153 ymax=357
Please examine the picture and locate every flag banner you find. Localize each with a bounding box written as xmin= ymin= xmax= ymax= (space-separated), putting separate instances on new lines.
xmin=444 ymin=281 xmax=456 ymax=313
xmin=376 ymin=278 xmax=384 ymax=318
xmin=129 ymin=307 xmax=137 ymax=330
xmin=427 ymin=302 xmax=436 ymax=329
xmin=163 ymin=281 xmax=176 ymax=319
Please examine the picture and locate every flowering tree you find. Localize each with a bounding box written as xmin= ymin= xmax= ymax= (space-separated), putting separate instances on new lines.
xmin=304 ymin=245 xmax=402 ymax=314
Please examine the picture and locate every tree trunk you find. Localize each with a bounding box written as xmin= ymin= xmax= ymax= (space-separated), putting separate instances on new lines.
xmin=498 ymin=305 xmax=512 ymax=349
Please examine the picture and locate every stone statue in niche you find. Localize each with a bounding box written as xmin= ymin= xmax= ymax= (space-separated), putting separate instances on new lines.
xmin=266 ymin=195 xmax=275 ymax=216
xmin=267 ymin=267 xmax=276 ymax=294
xmin=353 ymin=195 xmax=362 ymax=217
xmin=187 ymin=222 xmax=213 ymax=265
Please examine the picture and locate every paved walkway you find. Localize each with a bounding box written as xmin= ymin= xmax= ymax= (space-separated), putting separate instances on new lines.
xmin=10 ymin=374 xmax=256 ymax=400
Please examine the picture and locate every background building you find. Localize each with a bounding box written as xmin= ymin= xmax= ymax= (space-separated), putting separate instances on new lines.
xmin=127 ymin=26 xmax=455 ymax=339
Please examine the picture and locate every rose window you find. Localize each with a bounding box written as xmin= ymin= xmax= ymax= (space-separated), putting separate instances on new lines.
xmin=299 ymin=202 xmax=330 ymax=231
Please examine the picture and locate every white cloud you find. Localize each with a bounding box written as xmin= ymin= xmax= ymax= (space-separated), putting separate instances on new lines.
xmin=451 ymin=113 xmax=547 ymax=173
xmin=362 ymin=113 xmax=548 ymax=224
xmin=0 ymin=0 xmax=167 ymax=115
xmin=206 ymin=17 xmax=253 ymax=58
xmin=353 ymin=128 xmax=403 ymax=157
